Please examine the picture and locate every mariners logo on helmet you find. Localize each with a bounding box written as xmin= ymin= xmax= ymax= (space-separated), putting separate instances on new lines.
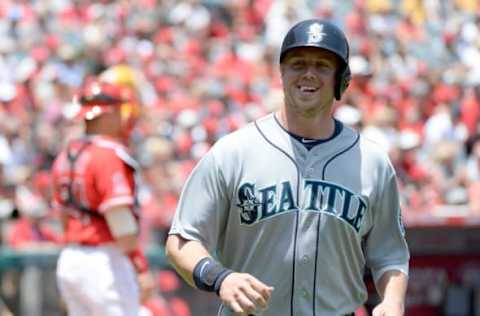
xmin=237 ymin=183 xmax=261 ymax=225
xmin=307 ymin=23 xmax=326 ymax=44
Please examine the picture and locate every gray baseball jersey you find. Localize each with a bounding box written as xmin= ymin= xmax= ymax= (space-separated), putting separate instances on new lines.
xmin=170 ymin=113 xmax=409 ymax=316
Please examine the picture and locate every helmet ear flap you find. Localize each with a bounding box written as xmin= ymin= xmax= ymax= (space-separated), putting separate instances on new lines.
xmin=335 ymin=65 xmax=351 ymax=100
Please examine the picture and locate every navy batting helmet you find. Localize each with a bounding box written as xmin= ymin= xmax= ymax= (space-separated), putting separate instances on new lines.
xmin=280 ymin=19 xmax=351 ymax=100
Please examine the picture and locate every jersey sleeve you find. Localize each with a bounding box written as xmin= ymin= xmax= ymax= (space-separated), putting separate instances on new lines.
xmin=95 ymin=152 xmax=135 ymax=213
xmin=169 ymin=149 xmax=229 ymax=253
xmin=365 ymin=165 xmax=410 ymax=284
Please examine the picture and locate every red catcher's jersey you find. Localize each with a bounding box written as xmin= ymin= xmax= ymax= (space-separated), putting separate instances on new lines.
xmin=52 ymin=135 xmax=139 ymax=246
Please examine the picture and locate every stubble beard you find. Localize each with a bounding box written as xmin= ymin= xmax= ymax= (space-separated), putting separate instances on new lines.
xmin=284 ymin=94 xmax=333 ymax=119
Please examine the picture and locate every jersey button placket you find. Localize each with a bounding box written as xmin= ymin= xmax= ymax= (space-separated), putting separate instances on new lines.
xmin=302 ymin=255 xmax=309 ymax=264
xmin=305 ymin=167 xmax=314 ymax=177
xmin=302 ymin=288 xmax=309 ymax=298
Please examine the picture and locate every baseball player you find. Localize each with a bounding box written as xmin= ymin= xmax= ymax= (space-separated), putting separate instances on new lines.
xmin=52 ymin=67 xmax=151 ymax=316
xmin=166 ymin=19 xmax=409 ymax=316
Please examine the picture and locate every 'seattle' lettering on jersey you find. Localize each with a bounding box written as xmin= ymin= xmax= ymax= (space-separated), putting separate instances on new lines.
xmin=237 ymin=180 xmax=367 ymax=233
xmin=170 ymin=113 xmax=409 ymax=316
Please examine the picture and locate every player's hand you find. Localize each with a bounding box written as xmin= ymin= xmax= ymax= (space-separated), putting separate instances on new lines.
xmin=372 ymin=299 xmax=404 ymax=316
xmin=218 ymin=272 xmax=274 ymax=316
xmin=137 ymin=271 xmax=155 ymax=303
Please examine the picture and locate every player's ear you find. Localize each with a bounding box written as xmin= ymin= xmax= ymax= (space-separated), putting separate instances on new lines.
xmin=279 ymin=62 xmax=287 ymax=78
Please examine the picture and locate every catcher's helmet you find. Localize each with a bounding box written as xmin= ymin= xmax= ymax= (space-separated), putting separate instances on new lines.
xmin=280 ymin=19 xmax=351 ymax=100
xmin=73 ymin=78 xmax=126 ymax=121
xmin=99 ymin=65 xmax=141 ymax=124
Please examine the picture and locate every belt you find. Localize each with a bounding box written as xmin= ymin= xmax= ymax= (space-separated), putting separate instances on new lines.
xmin=68 ymin=241 xmax=115 ymax=247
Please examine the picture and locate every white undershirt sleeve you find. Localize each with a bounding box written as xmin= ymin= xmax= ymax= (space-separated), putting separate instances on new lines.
xmin=104 ymin=207 xmax=139 ymax=238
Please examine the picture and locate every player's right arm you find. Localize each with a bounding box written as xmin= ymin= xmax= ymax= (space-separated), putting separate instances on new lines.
xmin=166 ymin=234 xmax=273 ymax=316
xmin=165 ymin=234 xmax=210 ymax=286
xmin=168 ymin=146 xmax=273 ymax=315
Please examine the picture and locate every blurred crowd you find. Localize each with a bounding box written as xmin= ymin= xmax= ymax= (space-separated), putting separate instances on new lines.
xmin=0 ymin=0 xmax=480 ymax=313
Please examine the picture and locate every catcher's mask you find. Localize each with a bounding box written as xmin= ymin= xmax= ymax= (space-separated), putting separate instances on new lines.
xmin=73 ymin=78 xmax=127 ymax=121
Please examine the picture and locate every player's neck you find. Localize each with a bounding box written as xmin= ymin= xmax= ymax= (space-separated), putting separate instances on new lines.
xmin=277 ymin=108 xmax=335 ymax=139
xmin=85 ymin=117 xmax=122 ymax=140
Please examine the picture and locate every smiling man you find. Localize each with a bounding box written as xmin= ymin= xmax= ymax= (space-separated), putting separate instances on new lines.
xmin=166 ymin=19 xmax=409 ymax=316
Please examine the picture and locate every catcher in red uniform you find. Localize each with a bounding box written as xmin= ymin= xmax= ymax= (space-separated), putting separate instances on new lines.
xmin=52 ymin=66 xmax=153 ymax=316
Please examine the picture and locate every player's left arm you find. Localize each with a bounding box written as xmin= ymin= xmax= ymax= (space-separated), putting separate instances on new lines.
xmin=105 ymin=205 xmax=153 ymax=301
xmin=372 ymin=270 xmax=408 ymax=316
xmin=366 ymin=161 xmax=410 ymax=315
xmin=104 ymin=206 xmax=139 ymax=252
xmin=96 ymin=150 xmax=150 ymax=277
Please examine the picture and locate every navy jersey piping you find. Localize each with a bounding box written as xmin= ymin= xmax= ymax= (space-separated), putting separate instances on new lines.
xmin=312 ymin=132 xmax=360 ymax=315
xmin=254 ymin=119 xmax=300 ymax=316
xmin=273 ymin=115 xmax=344 ymax=150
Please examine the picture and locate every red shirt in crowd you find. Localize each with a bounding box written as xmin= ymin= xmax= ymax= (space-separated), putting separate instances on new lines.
xmin=7 ymin=217 xmax=62 ymax=249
